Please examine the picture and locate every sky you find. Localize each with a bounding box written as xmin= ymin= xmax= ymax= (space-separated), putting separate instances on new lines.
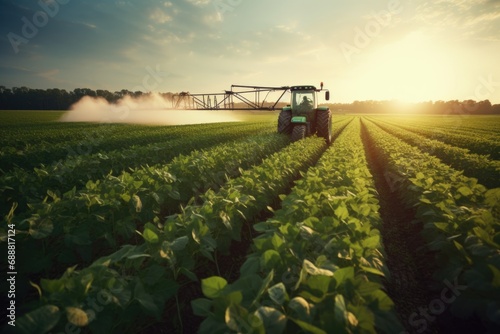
xmin=1 ymin=0 xmax=499 ymax=104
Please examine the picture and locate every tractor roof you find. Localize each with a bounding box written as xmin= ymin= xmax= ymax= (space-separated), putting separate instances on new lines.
xmin=290 ymin=85 xmax=317 ymax=91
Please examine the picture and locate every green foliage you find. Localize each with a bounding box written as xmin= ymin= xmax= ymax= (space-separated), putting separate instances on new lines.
xmin=363 ymin=118 xmax=500 ymax=331
xmin=5 ymin=114 xmax=499 ymax=333
xmin=12 ymin=131 xmax=328 ymax=333
xmin=2 ymin=132 xmax=288 ymax=283
xmin=0 ymin=122 xmax=274 ymax=214
xmin=367 ymin=117 xmax=500 ymax=188
xmin=196 ymin=120 xmax=403 ymax=333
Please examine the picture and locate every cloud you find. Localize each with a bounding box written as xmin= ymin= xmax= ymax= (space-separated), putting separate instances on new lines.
xmin=414 ymin=0 xmax=500 ymax=40
xmin=150 ymin=8 xmax=173 ymax=24
xmin=185 ymin=0 xmax=211 ymax=6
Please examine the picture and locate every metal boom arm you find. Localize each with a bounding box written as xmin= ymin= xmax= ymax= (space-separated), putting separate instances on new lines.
xmin=171 ymin=84 xmax=290 ymax=110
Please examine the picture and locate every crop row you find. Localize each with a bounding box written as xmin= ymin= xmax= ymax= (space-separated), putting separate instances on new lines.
xmin=0 ymin=122 xmax=273 ymax=214
xmin=362 ymin=119 xmax=500 ymax=332
xmin=194 ymin=119 xmax=403 ymax=334
xmin=0 ymin=120 xmax=210 ymax=152
xmin=365 ymin=118 xmax=500 ymax=189
xmin=416 ymin=124 xmax=500 ymax=142
xmin=0 ymin=121 xmax=265 ymax=173
xmin=370 ymin=117 xmax=500 ymax=160
xmin=3 ymin=132 xmax=290 ymax=294
xmin=372 ymin=115 xmax=500 ymax=140
xmin=14 ymin=135 xmax=330 ymax=333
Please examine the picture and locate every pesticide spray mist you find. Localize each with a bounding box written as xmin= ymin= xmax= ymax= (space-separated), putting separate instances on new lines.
xmin=59 ymin=93 xmax=243 ymax=125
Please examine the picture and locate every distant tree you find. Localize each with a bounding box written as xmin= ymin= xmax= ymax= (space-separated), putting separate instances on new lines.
xmin=0 ymin=85 xmax=499 ymax=114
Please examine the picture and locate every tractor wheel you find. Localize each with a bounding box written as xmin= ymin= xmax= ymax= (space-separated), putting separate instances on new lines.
xmin=291 ymin=125 xmax=306 ymax=142
xmin=316 ymin=109 xmax=332 ymax=144
xmin=277 ymin=110 xmax=292 ymax=134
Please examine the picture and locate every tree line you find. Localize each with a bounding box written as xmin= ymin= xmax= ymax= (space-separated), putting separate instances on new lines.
xmin=1 ymin=86 xmax=499 ymax=114
xmin=0 ymin=86 xmax=175 ymax=110
xmin=329 ymin=100 xmax=500 ymax=114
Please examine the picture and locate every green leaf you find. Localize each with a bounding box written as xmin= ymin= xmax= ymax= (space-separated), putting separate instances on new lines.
xmin=220 ymin=211 xmax=232 ymax=230
xmin=141 ymin=265 xmax=166 ymax=286
xmin=201 ymin=276 xmax=227 ymax=299
xmin=253 ymin=222 xmax=270 ymax=232
xmin=360 ymin=265 xmax=385 ymax=277
xmin=91 ymin=244 xmax=139 ymax=266
xmin=290 ymin=318 xmax=327 ymax=334
xmin=132 ymin=194 xmax=142 ymax=212
xmin=240 ymin=257 xmax=260 ymax=276
xmin=334 ymin=203 xmax=349 ymax=220
xmin=225 ymin=303 xmax=262 ymax=333
xmin=29 ymin=218 xmax=53 ymax=239
xmin=251 ymin=270 xmax=274 ymax=308
xmin=268 ymin=283 xmax=288 ymax=306
xmin=488 ymin=265 xmax=500 ymax=288
xmin=334 ymin=295 xmax=359 ymax=328
xmin=261 ymin=250 xmax=281 ymax=269
xmin=121 ymin=193 xmax=131 ymax=202
xmin=255 ymin=306 xmax=287 ymax=333
xmin=143 ymin=228 xmax=159 ymax=244
xmin=16 ymin=305 xmax=61 ymax=334
xmin=334 ymin=267 xmax=355 ymax=288
xmin=361 ymin=235 xmax=380 ymax=249
xmin=127 ymin=254 xmax=151 ymax=260
xmin=191 ymin=298 xmax=212 ymax=317
xmin=66 ymin=307 xmax=89 ymax=327
xmin=371 ymin=289 xmax=395 ymax=311
xmin=457 ymin=186 xmax=473 ymax=197
xmin=288 ymin=297 xmax=310 ymax=321
xmin=171 ymin=236 xmax=189 ymax=251
xmin=306 ymin=275 xmax=332 ymax=296
xmin=334 ymin=294 xmax=347 ymax=325
xmin=180 ymin=267 xmax=198 ymax=282
xmin=303 ymin=259 xmax=334 ymax=276
xmin=40 ymin=278 xmax=65 ymax=294
xmin=134 ymin=281 xmax=160 ymax=318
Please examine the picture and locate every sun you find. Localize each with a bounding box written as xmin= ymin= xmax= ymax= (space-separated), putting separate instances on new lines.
xmin=354 ymin=31 xmax=460 ymax=103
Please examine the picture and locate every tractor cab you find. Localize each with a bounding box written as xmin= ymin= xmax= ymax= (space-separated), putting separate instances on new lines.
xmin=291 ymin=87 xmax=317 ymax=116
xmin=290 ymin=86 xmax=317 ymax=123
xmin=278 ymin=83 xmax=332 ymax=143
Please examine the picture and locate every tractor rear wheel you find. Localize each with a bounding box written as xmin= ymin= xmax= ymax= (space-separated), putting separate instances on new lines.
xmin=277 ymin=110 xmax=292 ymax=134
xmin=291 ymin=125 xmax=306 ymax=142
xmin=316 ymin=109 xmax=332 ymax=144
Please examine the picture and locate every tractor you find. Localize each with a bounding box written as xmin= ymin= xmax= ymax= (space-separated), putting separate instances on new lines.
xmin=277 ymin=83 xmax=331 ymax=143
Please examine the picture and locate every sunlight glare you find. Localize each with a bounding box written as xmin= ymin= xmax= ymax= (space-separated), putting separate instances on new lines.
xmin=358 ymin=31 xmax=459 ymax=103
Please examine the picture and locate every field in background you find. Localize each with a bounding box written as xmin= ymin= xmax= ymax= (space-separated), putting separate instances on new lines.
xmin=1 ymin=110 xmax=499 ymax=334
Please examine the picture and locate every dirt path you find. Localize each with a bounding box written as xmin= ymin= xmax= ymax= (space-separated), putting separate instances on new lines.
xmin=360 ymin=120 xmax=439 ymax=334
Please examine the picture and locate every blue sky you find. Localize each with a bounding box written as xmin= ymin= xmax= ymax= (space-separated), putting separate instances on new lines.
xmin=1 ymin=0 xmax=499 ymax=103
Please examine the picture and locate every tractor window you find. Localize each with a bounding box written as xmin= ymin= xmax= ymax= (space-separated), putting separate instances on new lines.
xmin=292 ymin=91 xmax=315 ymax=113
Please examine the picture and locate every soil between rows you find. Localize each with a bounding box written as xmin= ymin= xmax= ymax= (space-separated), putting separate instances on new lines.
xmin=139 ymin=141 xmax=331 ymax=333
xmin=360 ymin=121 xmax=439 ymax=334
xmin=360 ymin=120 xmax=489 ymax=334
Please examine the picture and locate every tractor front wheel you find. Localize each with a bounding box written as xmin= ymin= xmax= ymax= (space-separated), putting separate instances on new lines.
xmin=316 ymin=109 xmax=332 ymax=144
xmin=277 ymin=110 xmax=292 ymax=134
xmin=291 ymin=125 xmax=306 ymax=142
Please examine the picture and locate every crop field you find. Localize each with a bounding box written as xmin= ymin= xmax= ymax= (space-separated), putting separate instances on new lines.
xmin=1 ymin=111 xmax=499 ymax=334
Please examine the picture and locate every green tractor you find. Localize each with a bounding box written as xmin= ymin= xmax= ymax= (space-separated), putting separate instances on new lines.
xmin=277 ymin=83 xmax=331 ymax=143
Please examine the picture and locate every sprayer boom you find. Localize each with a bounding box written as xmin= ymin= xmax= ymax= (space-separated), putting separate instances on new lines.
xmin=172 ymin=84 xmax=290 ymax=110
